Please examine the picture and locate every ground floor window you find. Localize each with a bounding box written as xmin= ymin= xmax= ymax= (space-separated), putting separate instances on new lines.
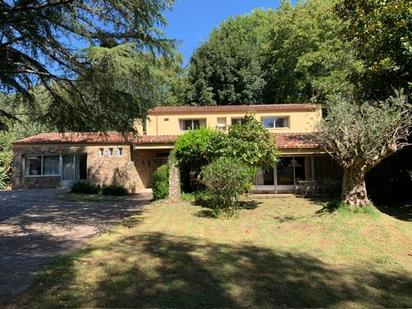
xmin=253 ymin=156 xmax=310 ymax=188
xmin=24 ymin=155 xmax=60 ymax=176
xmin=23 ymin=154 xmax=87 ymax=180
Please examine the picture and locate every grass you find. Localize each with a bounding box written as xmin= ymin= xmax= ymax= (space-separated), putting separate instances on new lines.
xmin=5 ymin=197 xmax=412 ymax=308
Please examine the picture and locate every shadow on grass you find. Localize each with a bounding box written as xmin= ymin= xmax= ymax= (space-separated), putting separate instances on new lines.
xmin=374 ymin=201 xmax=412 ymax=222
xmin=6 ymin=232 xmax=412 ymax=308
xmin=193 ymin=199 xmax=262 ymax=219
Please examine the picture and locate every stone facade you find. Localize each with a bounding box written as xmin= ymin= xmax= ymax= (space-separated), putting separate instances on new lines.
xmin=12 ymin=144 xmax=132 ymax=191
xmin=12 ymin=143 xmax=170 ymax=193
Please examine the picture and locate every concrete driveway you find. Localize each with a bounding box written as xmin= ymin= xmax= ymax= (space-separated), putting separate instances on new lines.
xmin=0 ymin=189 xmax=151 ymax=302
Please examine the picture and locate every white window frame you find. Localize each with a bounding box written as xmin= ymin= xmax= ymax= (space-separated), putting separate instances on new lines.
xmin=231 ymin=117 xmax=246 ymax=125
xmin=98 ymin=148 xmax=104 ymax=158
xmin=261 ymin=116 xmax=290 ymax=129
xmin=108 ymin=147 xmax=114 ymax=157
xmin=117 ymin=147 xmax=123 ymax=157
xmin=23 ymin=154 xmax=62 ymax=177
xmin=216 ymin=117 xmax=227 ymax=130
xmin=179 ymin=119 xmax=206 ymax=131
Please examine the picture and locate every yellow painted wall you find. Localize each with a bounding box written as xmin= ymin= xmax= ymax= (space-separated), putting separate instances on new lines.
xmin=143 ymin=108 xmax=322 ymax=135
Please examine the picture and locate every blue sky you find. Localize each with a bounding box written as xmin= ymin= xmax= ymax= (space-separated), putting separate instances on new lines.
xmin=163 ymin=0 xmax=293 ymax=65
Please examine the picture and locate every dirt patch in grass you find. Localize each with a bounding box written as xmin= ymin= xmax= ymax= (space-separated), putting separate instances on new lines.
xmin=4 ymin=197 xmax=412 ymax=308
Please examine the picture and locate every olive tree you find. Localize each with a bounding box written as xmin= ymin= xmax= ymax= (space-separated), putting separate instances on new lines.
xmin=319 ymin=92 xmax=412 ymax=207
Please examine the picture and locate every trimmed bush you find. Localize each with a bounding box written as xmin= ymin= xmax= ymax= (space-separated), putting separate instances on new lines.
xmin=71 ymin=180 xmax=101 ymax=194
xmin=200 ymin=157 xmax=254 ymax=217
xmin=152 ymin=164 xmax=169 ymax=200
xmin=101 ymin=184 xmax=129 ymax=196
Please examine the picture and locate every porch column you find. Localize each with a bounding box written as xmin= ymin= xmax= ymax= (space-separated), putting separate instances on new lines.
xmin=168 ymin=158 xmax=181 ymax=201
xmin=311 ymin=156 xmax=315 ymax=181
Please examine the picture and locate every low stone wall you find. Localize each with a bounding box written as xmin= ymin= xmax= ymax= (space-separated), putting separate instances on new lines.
xmin=18 ymin=176 xmax=61 ymax=189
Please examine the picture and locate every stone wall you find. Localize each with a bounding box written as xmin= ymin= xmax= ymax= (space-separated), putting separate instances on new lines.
xmin=133 ymin=149 xmax=170 ymax=190
xmin=12 ymin=144 xmax=141 ymax=192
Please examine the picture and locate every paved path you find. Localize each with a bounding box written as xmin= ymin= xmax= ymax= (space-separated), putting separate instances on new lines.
xmin=0 ymin=189 xmax=151 ymax=301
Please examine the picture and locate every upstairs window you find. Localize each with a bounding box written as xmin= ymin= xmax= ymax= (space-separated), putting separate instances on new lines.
xmin=98 ymin=148 xmax=104 ymax=158
xmin=108 ymin=148 xmax=114 ymax=157
xmin=261 ymin=116 xmax=289 ymax=129
xmin=117 ymin=147 xmax=123 ymax=157
xmin=231 ymin=118 xmax=246 ymax=125
xmin=216 ymin=117 xmax=227 ymax=130
xmin=179 ymin=119 xmax=206 ymax=131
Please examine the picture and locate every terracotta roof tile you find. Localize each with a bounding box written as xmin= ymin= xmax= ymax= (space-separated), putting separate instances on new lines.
xmin=136 ymin=135 xmax=178 ymax=144
xmin=14 ymin=132 xmax=137 ymax=145
xmin=14 ymin=131 xmax=320 ymax=149
xmin=136 ymin=133 xmax=320 ymax=149
xmin=149 ymin=104 xmax=319 ymax=115
xmin=274 ymin=133 xmax=319 ymax=149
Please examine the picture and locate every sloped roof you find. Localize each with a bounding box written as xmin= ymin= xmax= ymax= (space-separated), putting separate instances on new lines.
xmin=14 ymin=132 xmax=320 ymax=149
xmin=136 ymin=133 xmax=319 ymax=149
xmin=149 ymin=104 xmax=319 ymax=115
xmin=14 ymin=132 xmax=136 ymax=145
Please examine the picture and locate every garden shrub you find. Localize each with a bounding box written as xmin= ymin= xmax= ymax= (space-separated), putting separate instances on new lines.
xmin=101 ymin=184 xmax=129 ymax=196
xmin=172 ymin=116 xmax=277 ymax=193
xmin=200 ymin=157 xmax=254 ymax=217
xmin=71 ymin=180 xmax=101 ymax=194
xmin=152 ymin=164 xmax=169 ymax=200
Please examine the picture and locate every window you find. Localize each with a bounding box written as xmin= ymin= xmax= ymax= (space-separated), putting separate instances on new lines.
xmin=179 ymin=119 xmax=206 ymax=131
xmin=108 ymin=148 xmax=114 ymax=157
xmin=261 ymin=116 xmax=289 ymax=129
xmin=99 ymin=148 xmax=104 ymax=157
xmin=24 ymin=155 xmax=60 ymax=176
xmin=43 ymin=155 xmax=60 ymax=175
xmin=231 ymin=118 xmax=245 ymax=125
xmin=117 ymin=147 xmax=123 ymax=157
xmin=25 ymin=156 xmax=42 ymax=176
xmin=216 ymin=117 xmax=227 ymax=130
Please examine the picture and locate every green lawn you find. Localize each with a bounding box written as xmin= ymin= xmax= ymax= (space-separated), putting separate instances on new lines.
xmin=6 ymin=197 xmax=412 ymax=308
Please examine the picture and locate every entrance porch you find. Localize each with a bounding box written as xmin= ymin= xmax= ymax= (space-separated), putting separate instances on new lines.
xmin=253 ymin=155 xmax=341 ymax=194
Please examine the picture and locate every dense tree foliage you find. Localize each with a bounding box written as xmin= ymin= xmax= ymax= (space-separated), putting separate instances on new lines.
xmin=0 ymin=0 xmax=174 ymax=130
xmin=0 ymin=92 xmax=48 ymax=187
xmin=336 ymin=0 xmax=412 ymax=100
xmin=319 ymin=92 xmax=412 ymax=207
xmin=186 ymin=9 xmax=272 ymax=105
xmin=186 ymin=0 xmax=358 ymax=105
xmin=52 ymin=44 xmax=185 ymax=131
xmin=263 ymin=0 xmax=359 ymax=103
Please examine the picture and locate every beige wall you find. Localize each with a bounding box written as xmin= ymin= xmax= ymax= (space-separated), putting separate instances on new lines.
xmin=143 ymin=108 xmax=322 ymax=136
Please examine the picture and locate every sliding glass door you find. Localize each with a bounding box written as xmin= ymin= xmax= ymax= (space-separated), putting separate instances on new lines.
xmin=253 ymin=156 xmax=308 ymax=192
xmin=61 ymin=154 xmax=87 ymax=187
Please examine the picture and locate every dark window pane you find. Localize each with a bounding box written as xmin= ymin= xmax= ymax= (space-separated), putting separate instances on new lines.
xmin=75 ymin=155 xmax=87 ymax=180
xmin=277 ymin=158 xmax=294 ymax=185
xmin=43 ymin=156 xmax=60 ymax=175
xmin=183 ymin=120 xmax=192 ymax=130
xmin=25 ymin=156 xmax=42 ymax=176
xmin=192 ymin=119 xmax=200 ymax=129
xmin=275 ymin=117 xmax=288 ymax=128
xmin=231 ymin=118 xmax=244 ymax=125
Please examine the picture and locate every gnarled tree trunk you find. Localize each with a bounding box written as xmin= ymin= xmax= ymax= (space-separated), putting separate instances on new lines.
xmin=341 ymin=166 xmax=371 ymax=207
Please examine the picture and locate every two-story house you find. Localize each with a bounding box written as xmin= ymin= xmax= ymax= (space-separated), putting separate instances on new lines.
xmin=11 ymin=104 xmax=341 ymax=193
